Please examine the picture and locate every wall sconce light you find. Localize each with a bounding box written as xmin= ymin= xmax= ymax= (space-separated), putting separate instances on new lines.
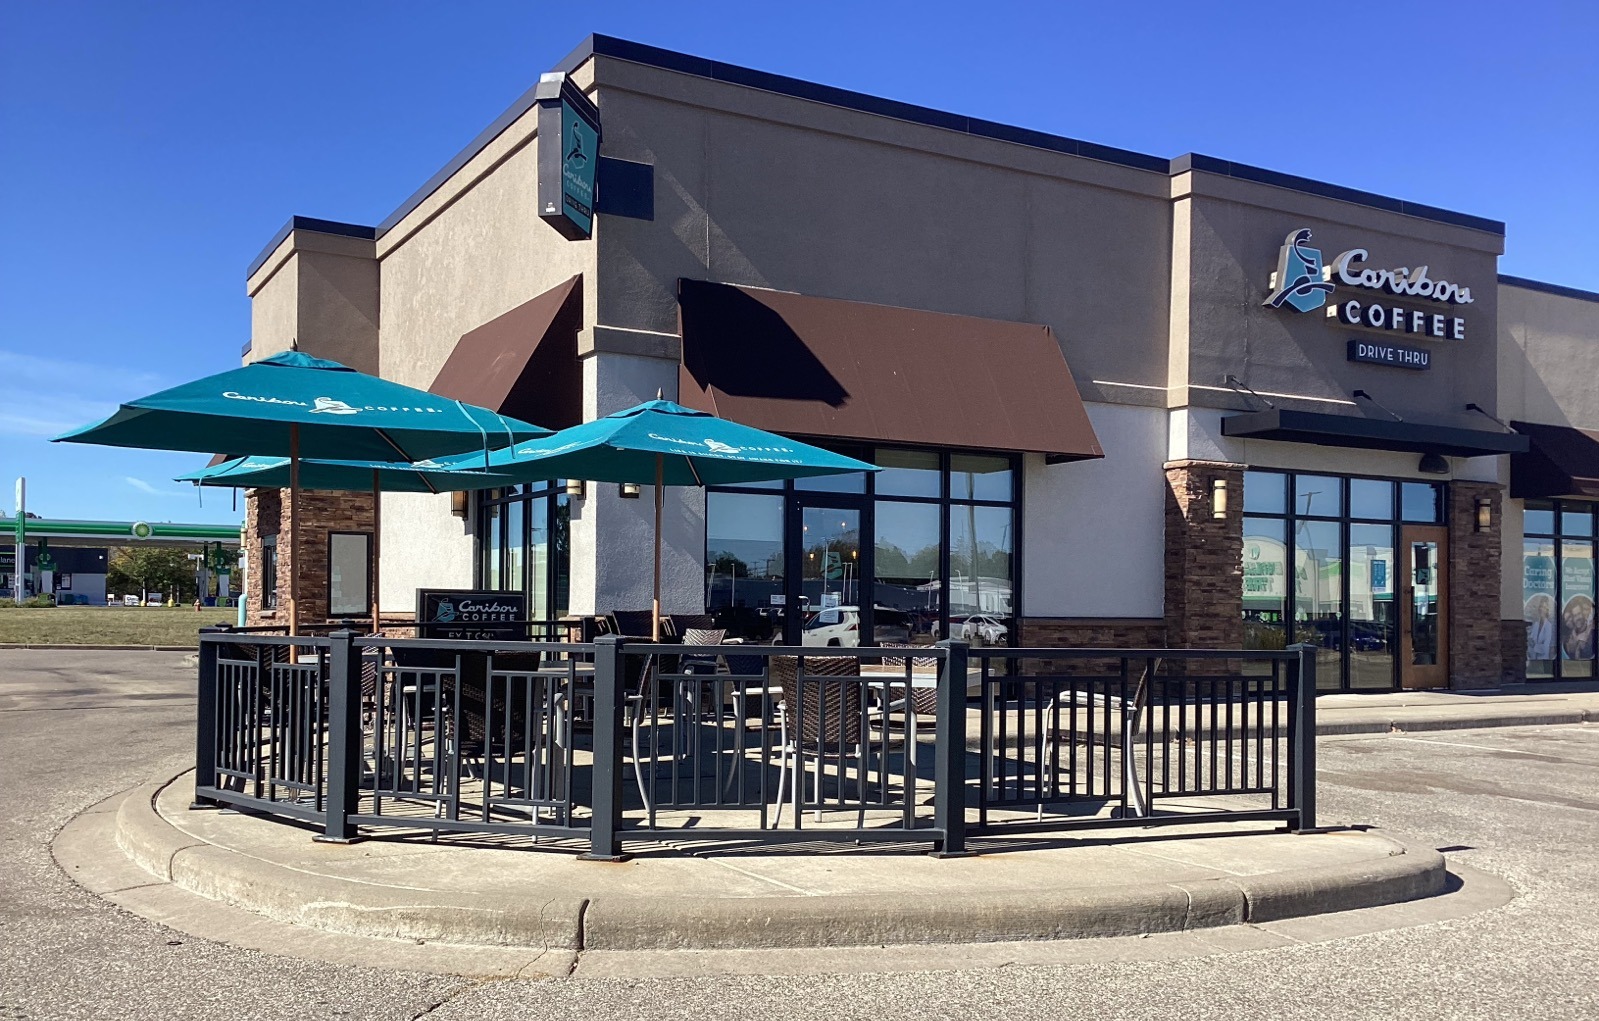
xmin=1475 ymin=496 xmax=1493 ymax=533
xmin=449 ymin=490 xmax=469 ymax=518
xmin=565 ymin=479 xmax=585 ymax=499
xmin=619 ymin=482 xmax=641 ymax=499
xmin=1211 ymin=477 xmax=1229 ymax=519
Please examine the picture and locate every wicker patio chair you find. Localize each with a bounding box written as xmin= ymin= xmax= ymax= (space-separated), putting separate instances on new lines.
xmin=771 ymin=654 xmax=867 ymax=826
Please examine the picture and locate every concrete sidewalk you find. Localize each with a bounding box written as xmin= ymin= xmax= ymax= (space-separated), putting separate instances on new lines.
xmin=68 ymin=771 xmax=1446 ymax=955
xmin=1318 ymin=684 xmax=1599 ymax=734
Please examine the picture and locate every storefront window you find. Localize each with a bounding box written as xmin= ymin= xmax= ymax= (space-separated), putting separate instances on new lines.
xmin=504 ymin=500 xmax=525 ymax=594
xmin=1522 ymin=500 xmax=1599 ymax=681
xmin=705 ymin=491 xmax=784 ymax=638
xmin=1348 ymin=524 xmax=1396 ymax=689
xmin=1561 ymin=541 xmax=1595 ymax=675
xmin=1293 ymin=475 xmax=1343 ymax=518
xmin=1400 ymin=482 xmax=1444 ymax=523
xmin=1349 ymin=479 xmax=1394 ymax=521
xmin=1241 ymin=471 xmax=1444 ymax=691
xmin=1244 ymin=471 xmax=1286 ymax=515
xmin=951 ymin=454 xmax=1013 ymax=502
xmin=484 ymin=503 xmax=501 ymax=590
xmin=260 ymin=534 xmax=279 ymax=611
xmin=950 ymin=503 xmax=1013 ymax=643
xmin=1243 ymin=518 xmax=1288 ymax=657
xmin=875 ymin=448 xmax=941 ymax=499
xmin=703 ymin=445 xmax=1020 ymax=649
xmin=475 ymin=483 xmax=569 ymax=622
xmin=873 ymin=501 xmax=940 ymax=643
xmin=1294 ymin=520 xmax=1343 ymax=684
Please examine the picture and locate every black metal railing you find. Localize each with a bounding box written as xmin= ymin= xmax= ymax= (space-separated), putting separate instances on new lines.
xmin=192 ymin=630 xmax=1315 ymax=857
xmin=582 ymin=641 xmax=968 ymax=854
xmin=975 ymin=647 xmax=1315 ymax=834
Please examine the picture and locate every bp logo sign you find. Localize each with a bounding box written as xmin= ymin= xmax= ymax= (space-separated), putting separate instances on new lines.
xmin=1263 ymin=229 xmax=1336 ymax=313
xmin=131 ymin=521 xmax=153 ymax=539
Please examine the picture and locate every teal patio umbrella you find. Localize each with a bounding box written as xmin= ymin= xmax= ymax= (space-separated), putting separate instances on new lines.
xmin=444 ymin=398 xmax=878 ymax=638
xmin=58 ymin=351 xmax=549 ymax=633
xmin=178 ymin=455 xmax=516 ymax=634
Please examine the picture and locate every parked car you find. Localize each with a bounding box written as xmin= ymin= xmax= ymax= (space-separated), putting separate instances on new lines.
xmin=802 ymin=605 xmax=860 ymax=647
xmin=957 ymin=614 xmax=1008 ymax=644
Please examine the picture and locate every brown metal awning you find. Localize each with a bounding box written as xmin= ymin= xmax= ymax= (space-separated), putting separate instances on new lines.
xmin=1511 ymin=420 xmax=1599 ymax=499
xmin=676 ymin=279 xmax=1103 ymax=460
xmin=430 ymin=275 xmax=583 ymax=430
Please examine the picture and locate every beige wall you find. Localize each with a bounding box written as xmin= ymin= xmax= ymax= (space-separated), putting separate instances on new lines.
xmin=1498 ymin=284 xmax=1599 ymax=428
xmin=374 ymin=82 xmax=597 ymax=615
xmin=1497 ymin=283 xmax=1599 ymax=620
xmin=588 ymin=56 xmax=1174 ymax=405
xmin=244 ymin=230 xmax=378 ymax=371
xmin=1175 ymin=175 xmax=1503 ymax=421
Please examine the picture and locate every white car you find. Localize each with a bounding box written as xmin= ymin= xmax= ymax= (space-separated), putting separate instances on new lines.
xmin=958 ymin=614 xmax=1008 ymax=644
xmin=802 ymin=606 xmax=860 ymax=647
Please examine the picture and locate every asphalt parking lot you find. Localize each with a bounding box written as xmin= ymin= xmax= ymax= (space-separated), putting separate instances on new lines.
xmin=2 ymin=649 xmax=1597 ymax=1021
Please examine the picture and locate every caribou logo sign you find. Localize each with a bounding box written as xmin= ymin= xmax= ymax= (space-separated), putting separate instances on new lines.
xmin=1263 ymin=229 xmax=1336 ymax=313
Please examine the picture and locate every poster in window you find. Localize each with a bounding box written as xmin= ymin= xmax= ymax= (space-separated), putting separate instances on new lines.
xmin=1560 ymin=552 xmax=1594 ymax=661
xmin=1524 ymin=545 xmax=1557 ymax=660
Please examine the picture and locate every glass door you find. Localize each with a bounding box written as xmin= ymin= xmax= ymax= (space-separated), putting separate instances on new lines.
xmin=785 ymin=502 xmax=865 ymax=645
xmin=1399 ymin=525 xmax=1449 ymax=689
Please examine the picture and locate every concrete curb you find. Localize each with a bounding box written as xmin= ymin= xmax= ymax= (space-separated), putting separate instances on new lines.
xmin=114 ymin=775 xmax=1447 ymax=952
xmin=1318 ymin=709 xmax=1596 ymax=735
xmin=117 ymin=780 xmax=585 ymax=949
xmin=0 ymin=643 xmax=197 ymax=651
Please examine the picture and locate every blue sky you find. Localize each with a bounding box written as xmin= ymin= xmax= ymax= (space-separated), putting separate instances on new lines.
xmin=2 ymin=0 xmax=1594 ymax=524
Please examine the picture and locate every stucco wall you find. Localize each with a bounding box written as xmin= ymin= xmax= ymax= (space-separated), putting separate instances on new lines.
xmin=1176 ymin=177 xmax=1503 ymax=421
xmin=374 ymin=93 xmax=596 ymax=615
xmin=1022 ymin=402 xmax=1166 ymax=617
xmin=247 ymin=249 xmax=298 ymax=362
xmin=1497 ymin=283 xmax=1599 ymax=620
xmin=588 ymin=56 xmax=1173 ymax=404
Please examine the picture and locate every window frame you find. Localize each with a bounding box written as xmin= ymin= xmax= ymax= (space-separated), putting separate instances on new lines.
xmin=1242 ymin=468 xmax=1445 ymax=691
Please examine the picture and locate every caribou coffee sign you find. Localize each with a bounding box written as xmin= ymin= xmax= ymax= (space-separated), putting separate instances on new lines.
xmin=1264 ymin=228 xmax=1476 ymax=371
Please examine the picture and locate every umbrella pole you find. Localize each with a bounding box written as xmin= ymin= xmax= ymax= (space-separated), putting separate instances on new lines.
xmin=288 ymin=423 xmax=300 ymax=637
xmin=371 ymin=469 xmax=381 ymax=636
xmin=652 ymin=453 xmax=663 ymax=641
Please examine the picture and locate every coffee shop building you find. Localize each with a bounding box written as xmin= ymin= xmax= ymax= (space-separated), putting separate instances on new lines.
xmin=236 ymin=35 xmax=1599 ymax=692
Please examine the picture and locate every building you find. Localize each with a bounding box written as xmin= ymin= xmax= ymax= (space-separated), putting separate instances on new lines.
xmin=1 ymin=544 xmax=109 ymax=604
xmin=237 ymin=34 xmax=1599 ymax=691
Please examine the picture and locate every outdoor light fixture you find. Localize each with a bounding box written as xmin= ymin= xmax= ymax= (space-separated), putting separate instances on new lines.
xmin=1475 ymin=496 xmax=1493 ymax=533
xmin=1211 ymin=477 xmax=1229 ymax=519
xmin=449 ymin=490 xmax=469 ymax=518
xmin=565 ymin=479 xmax=585 ymax=499
xmin=619 ymin=482 xmax=641 ymax=499
xmin=1418 ymin=453 xmax=1450 ymax=475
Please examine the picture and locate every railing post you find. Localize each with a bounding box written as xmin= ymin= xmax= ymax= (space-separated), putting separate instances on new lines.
xmin=580 ymin=635 xmax=627 ymax=861
xmin=315 ymin=630 xmax=362 ymax=843
xmin=1287 ymin=643 xmax=1317 ymax=832
xmin=930 ymin=640 xmax=972 ymax=858
xmin=190 ymin=627 xmax=225 ymax=809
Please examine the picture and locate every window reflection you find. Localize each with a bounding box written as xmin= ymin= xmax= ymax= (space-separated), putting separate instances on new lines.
xmin=1242 ymin=518 xmax=1287 ymax=651
xmin=1294 ymin=475 xmax=1343 ymax=518
xmin=875 ymin=448 xmax=941 ymax=499
xmin=1294 ymin=519 xmax=1343 ymax=689
xmin=951 ymin=454 xmax=1012 ymax=501
xmin=706 ymin=492 xmax=785 ymax=640
xmin=949 ymin=505 xmax=1012 ymax=645
xmin=1348 ymin=524 xmax=1395 ymax=689
xmin=873 ymin=501 xmax=940 ymax=645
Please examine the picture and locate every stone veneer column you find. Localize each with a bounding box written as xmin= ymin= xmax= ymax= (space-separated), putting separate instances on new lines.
xmin=1163 ymin=461 xmax=1244 ymax=651
xmin=1447 ymin=481 xmax=1503 ymax=690
xmin=243 ymin=488 xmax=376 ymax=628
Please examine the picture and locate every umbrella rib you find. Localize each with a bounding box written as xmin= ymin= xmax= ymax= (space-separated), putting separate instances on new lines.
xmin=685 ymin=456 xmax=705 ymax=488
xmin=375 ymin=429 xmax=418 ymax=464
